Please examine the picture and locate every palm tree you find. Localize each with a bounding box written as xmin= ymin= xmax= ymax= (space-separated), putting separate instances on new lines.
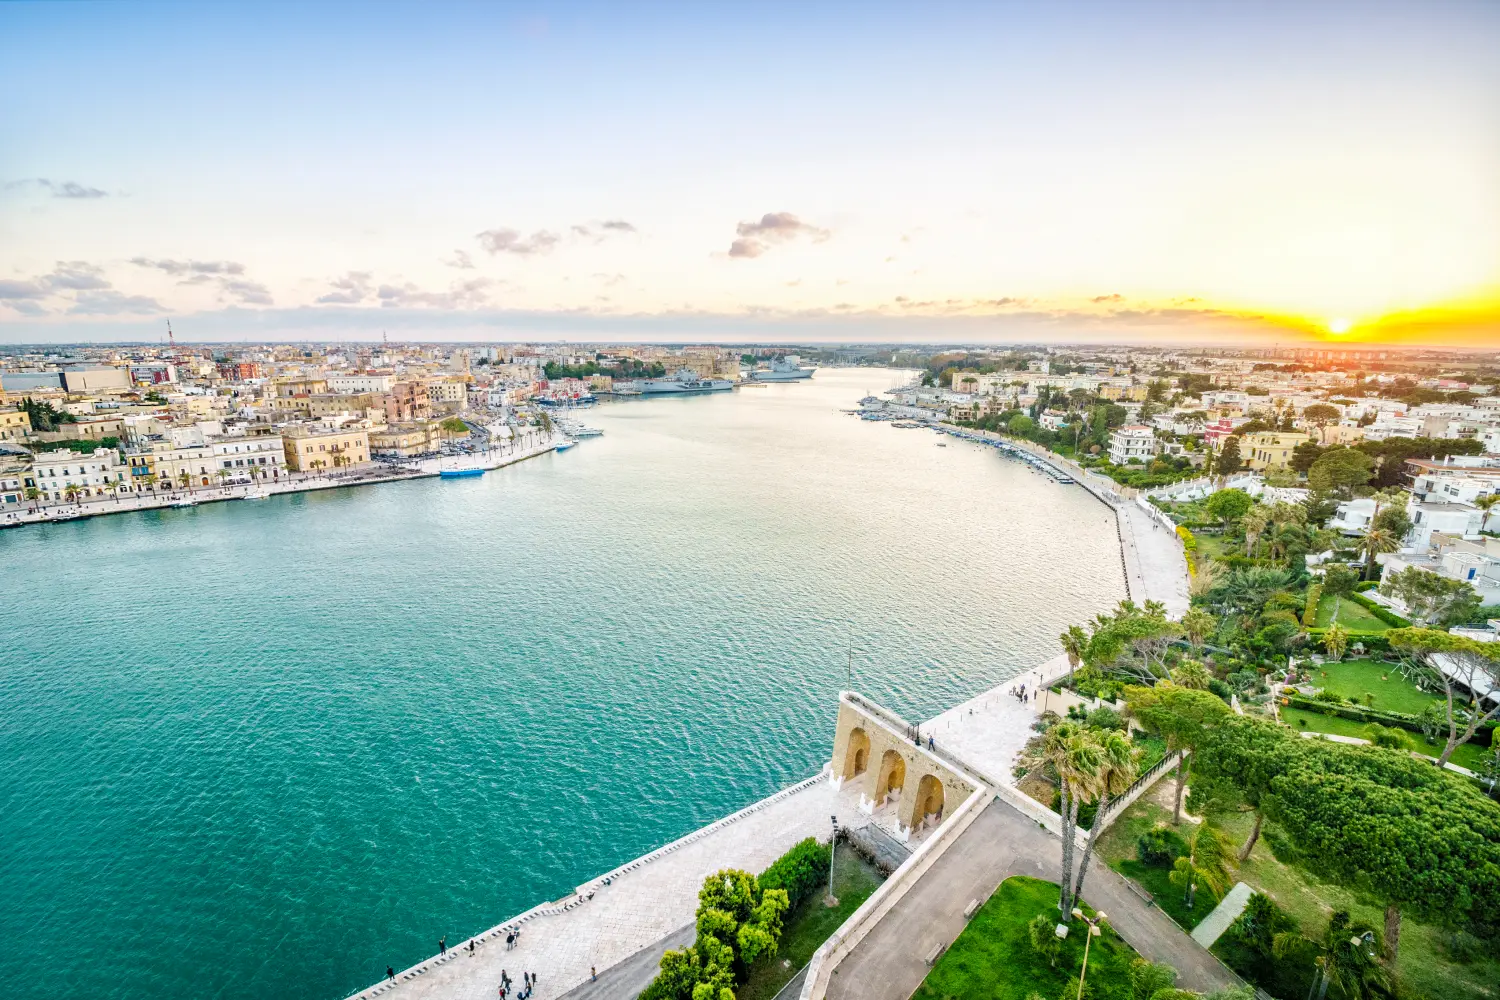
xmin=1323 ymin=622 xmax=1350 ymax=662
xmin=1476 ymin=493 xmax=1499 ymax=531
xmin=63 ymin=482 xmax=80 ymax=503
xmin=1017 ymin=721 xmax=1101 ymax=913
xmin=1274 ymin=910 xmax=1390 ymax=1000
xmin=1242 ymin=506 xmax=1271 ymax=557
xmin=1168 ymin=824 xmax=1237 ymax=910
xmin=1072 ymin=730 xmax=1139 ymax=902
xmin=1060 ymin=625 xmax=1089 ymax=687
xmin=1359 ymin=524 xmax=1397 ymax=581
xmin=1180 ymin=608 xmax=1216 ymax=651
xmin=1172 ymin=659 xmax=1211 ymax=689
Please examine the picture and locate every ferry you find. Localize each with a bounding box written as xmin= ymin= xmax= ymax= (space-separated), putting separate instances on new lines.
xmin=636 ymin=368 xmax=734 ymax=395
xmin=748 ymin=356 xmax=815 ymax=382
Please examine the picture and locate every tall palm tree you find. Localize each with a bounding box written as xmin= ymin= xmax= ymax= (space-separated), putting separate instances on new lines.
xmin=1476 ymin=493 xmax=1499 ymax=531
xmin=1169 ymin=824 xmax=1237 ymax=910
xmin=1172 ymin=659 xmax=1211 ymax=689
xmin=1359 ymin=524 xmax=1397 ymax=581
xmin=1060 ymin=625 xmax=1089 ymax=687
xmin=1018 ymin=722 xmax=1101 ymax=913
xmin=1274 ymin=910 xmax=1390 ymax=1000
xmin=1072 ymin=730 xmax=1139 ymax=903
xmin=1242 ymin=506 xmax=1271 ymax=557
xmin=1180 ymin=608 xmax=1216 ymax=651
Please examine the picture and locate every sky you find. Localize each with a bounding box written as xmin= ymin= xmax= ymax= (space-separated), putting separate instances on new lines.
xmin=2 ymin=1 xmax=1498 ymax=347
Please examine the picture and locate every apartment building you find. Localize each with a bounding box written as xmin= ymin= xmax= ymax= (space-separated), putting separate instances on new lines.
xmin=282 ymin=426 xmax=371 ymax=472
xmin=1108 ymin=425 xmax=1156 ymax=464
xmin=33 ymin=447 xmax=130 ymax=501
xmin=1240 ymin=430 xmax=1310 ymax=471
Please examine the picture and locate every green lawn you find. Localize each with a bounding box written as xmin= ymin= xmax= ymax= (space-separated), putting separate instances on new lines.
xmin=737 ymin=847 xmax=885 ymax=1000
xmin=1307 ymin=658 xmax=1439 ymax=714
xmin=913 ymin=876 xmax=1145 ymax=1000
xmin=1095 ymin=792 xmax=1500 ymax=1000
xmin=1287 ymin=710 xmax=1491 ymax=771
xmin=1314 ymin=594 xmax=1391 ymax=631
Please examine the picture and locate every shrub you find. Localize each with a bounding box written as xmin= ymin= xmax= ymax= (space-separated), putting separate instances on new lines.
xmin=1345 ymin=589 xmax=1412 ymax=627
xmin=1443 ymin=929 xmax=1485 ymax=964
xmin=1366 ymin=725 xmax=1408 ymax=750
xmin=1302 ymin=583 xmax=1323 ymax=627
xmin=757 ymin=837 xmax=831 ymax=907
xmin=1086 ymin=706 xmax=1126 ymax=731
xmin=1208 ymin=678 xmax=1233 ymax=703
xmin=1137 ymin=825 xmax=1188 ymax=867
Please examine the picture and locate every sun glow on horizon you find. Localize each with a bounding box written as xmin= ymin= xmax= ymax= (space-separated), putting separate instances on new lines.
xmin=1327 ymin=318 xmax=1353 ymax=335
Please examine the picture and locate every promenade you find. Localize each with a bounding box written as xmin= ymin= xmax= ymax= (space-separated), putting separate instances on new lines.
xmin=0 ymin=437 xmax=558 ymax=530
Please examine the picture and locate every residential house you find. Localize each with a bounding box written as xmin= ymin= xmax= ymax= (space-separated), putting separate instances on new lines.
xmin=1240 ymin=430 xmax=1310 ymax=471
xmin=1108 ymin=425 xmax=1156 ymax=465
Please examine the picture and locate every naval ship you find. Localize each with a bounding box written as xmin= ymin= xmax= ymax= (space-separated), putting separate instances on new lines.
xmin=748 ymin=356 xmax=815 ymax=381
xmin=635 ymin=368 xmax=735 ymax=394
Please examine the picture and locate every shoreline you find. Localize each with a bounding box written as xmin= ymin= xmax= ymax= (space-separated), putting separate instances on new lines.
xmin=0 ymin=438 xmax=560 ymax=531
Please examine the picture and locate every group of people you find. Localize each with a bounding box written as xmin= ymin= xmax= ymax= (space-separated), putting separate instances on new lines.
xmin=498 ymin=968 xmax=537 ymax=998
xmin=1009 ymin=682 xmax=1031 ymax=703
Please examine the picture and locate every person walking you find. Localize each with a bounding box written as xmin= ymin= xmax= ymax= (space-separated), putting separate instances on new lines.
xmin=591 ymin=966 xmax=597 ymax=982
xmin=387 ymin=967 xmax=396 ymax=983
xmin=439 ymin=936 xmax=447 ymax=955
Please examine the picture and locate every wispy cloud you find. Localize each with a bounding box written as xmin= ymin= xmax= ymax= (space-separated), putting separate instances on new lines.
xmin=316 ymin=272 xmax=374 ymax=304
xmin=728 ymin=212 xmax=830 ymax=259
xmin=68 ymin=289 xmax=163 ymax=315
xmin=220 ymin=279 xmax=273 ymax=306
xmin=5 ymin=178 xmax=110 ymax=199
xmin=476 ymin=228 xmax=560 ymax=256
xmin=377 ymin=278 xmax=493 ymax=309
xmin=44 ymin=261 xmax=111 ymax=291
xmin=444 ymin=250 xmax=475 ymax=270
xmin=130 ymin=257 xmax=247 ymax=278
xmin=1090 ymin=293 xmax=1125 ymax=303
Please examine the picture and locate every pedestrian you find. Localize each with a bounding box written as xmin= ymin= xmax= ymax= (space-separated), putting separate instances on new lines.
xmin=387 ymin=966 xmax=396 ymax=983
xmin=505 ymin=931 xmax=514 ymax=950
xmin=591 ymin=966 xmax=597 ymax=982
xmin=469 ymin=939 xmax=476 ymax=957
xmin=439 ymin=936 xmax=447 ymax=955
xmin=927 ymin=735 xmax=935 ymax=750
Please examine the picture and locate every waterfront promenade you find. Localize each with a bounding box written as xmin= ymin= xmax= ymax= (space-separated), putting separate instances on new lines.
xmin=0 ymin=437 xmax=559 ymax=529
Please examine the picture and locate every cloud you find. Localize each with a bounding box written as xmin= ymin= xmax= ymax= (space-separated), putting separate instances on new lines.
xmin=444 ymin=250 xmax=475 ymax=270
xmin=316 ymin=272 xmax=374 ymax=304
xmin=1090 ymin=293 xmax=1125 ymax=303
xmin=68 ymin=289 xmax=163 ymax=315
xmin=0 ymin=278 xmax=51 ymax=301
xmin=376 ymin=278 xmax=493 ymax=309
xmin=220 ymin=279 xmax=273 ymax=306
xmin=728 ymin=212 xmax=831 ymax=259
xmin=6 ymin=178 xmax=110 ymax=199
xmin=476 ymin=228 xmax=560 ymax=256
xmin=601 ymin=220 xmax=636 ymax=232
xmin=130 ymin=257 xmax=247 ymax=278
xmin=45 ymin=261 xmax=111 ymax=291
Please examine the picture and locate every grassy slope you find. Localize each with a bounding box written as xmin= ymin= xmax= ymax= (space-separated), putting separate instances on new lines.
xmin=1094 ymin=797 xmax=1500 ymax=1000
xmin=1314 ymin=593 xmax=1391 ymax=631
xmin=1305 ymin=658 xmax=1438 ymax=714
xmin=736 ymin=848 xmax=885 ymax=1000
xmin=913 ymin=876 xmax=1144 ymax=1000
xmin=1287 ymin=711 xmax=1490 ymax=771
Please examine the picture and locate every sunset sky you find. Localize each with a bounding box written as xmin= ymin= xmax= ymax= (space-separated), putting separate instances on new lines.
xmin=2 ymin=1 xmax=1497 ymax=345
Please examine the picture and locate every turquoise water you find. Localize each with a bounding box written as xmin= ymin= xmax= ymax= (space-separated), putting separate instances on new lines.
xmin=0 ymin=369 xmax=1125 ymax=1000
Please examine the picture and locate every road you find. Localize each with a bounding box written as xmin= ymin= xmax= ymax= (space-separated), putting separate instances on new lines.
xmin=824 ymin=797 xmax=1241 ymax=1000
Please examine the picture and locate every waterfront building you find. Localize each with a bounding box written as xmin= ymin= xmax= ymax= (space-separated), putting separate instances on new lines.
xmin=210 ymin=432 xmax=286 ymax=483
xmin=282 ymin=426 xmax=371 ymax=472
xmin=1107 ymin=424 xmax=1156 ymax=465
xmin=370 ymin=423 xmax=439 ymax=458
xmin=32 ymin=447 xmax=130 ymax=501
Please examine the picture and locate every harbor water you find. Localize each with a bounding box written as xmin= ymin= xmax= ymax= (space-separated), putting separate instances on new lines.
xmin=0 ymin=369 xmax=1125 ymax=1000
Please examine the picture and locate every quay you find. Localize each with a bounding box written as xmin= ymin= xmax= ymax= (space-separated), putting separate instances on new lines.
xmin=0 ymin=437 xmax=561 ymax=530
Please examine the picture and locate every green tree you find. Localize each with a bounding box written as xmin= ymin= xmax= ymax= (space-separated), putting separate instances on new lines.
xmin=1241 ymin=505 xmax=1270 ymax=557
xmin=1301 ymin=403 xmax=1342 ymax=442
xmin=1387 ymin=628 xmax=1500 ymax=767
xmin=1028 ymin=912 xmax=1062 ymax=967
xmin=1308 ymin=447 xmax=1374 ymax=496
xmin=1215 ymin=437 xmax=1243 ymax=477
xmin=1204 ymin=488 xmax=1253 ymax=528
xmin=1125 ymin=685 xmax=1232 ymax=824
xmin=1168 ymin=824 xmax=1236 ymax=909
xmin=1180 ymin=607 xmax=1216 ymax=650
xmin=1017 ymin=721 xmax=1101 ymax=913
xmin=1171 ymin=659 xmax=1211 ymax=689
xmin=439 ymin=416 xmax=470 ymax=437
xmin=1380 ymin=567 xmax=1482 ymax=627
xmin=1321 ymin=564 xmax=1359 ymax=597
xmin=1322 ymin=622 xmax=1350 ymax=662
xmin=1371 ymin=504 xmax=1411 ymax=541
xmin=1272 ymin=910 xmax=1391 ymax=1000
xmin=1084 ymin=600 xmax=1183 ymax=685
xmin=1358 ymin=525 xmax=1396 ymax=581
xmin=1290 ymin=440 xmax=1325 ymax=474
xmin=1060 ymin=625 xmax=1089 ymax=687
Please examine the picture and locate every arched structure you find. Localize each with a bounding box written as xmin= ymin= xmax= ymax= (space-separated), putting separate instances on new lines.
xmin=914 ymin=773 xmax=945 ymax=827
xmin=875 ymin=749 xmax=905 ymax=803
xmin=842 ymin=727 xmax=870 ymax=780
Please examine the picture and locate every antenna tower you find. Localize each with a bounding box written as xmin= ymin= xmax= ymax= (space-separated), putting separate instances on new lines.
xmin=167 ymin=320 xmax=176 ymax=349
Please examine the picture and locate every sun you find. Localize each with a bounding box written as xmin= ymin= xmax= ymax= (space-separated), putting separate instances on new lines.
xmin=1327 ymin=317 xmax=1353 ymax=335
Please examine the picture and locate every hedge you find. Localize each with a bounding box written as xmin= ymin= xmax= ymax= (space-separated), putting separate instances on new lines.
xmin=1304 ymin=628 xmax=1392 ymax=655
xmin=1302 ymin=584 xmax=1323 ymax=627
xmin=1284 ymin=694 xmax=1495 ymax=747
xmin=1345 ymin=589 xmax=1411 ymax=627
xmin=758 ymin=836 xmax=831 ymax=907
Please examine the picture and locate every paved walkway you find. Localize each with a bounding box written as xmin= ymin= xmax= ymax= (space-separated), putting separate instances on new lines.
xmin=1192 ymin=883 xmax=1255 ymax=948
xmin=353 ymin=775 xmax=843 ymax=1000
xmin=824 ymin=798 xmax=1241 ymax=1000
xmin=1117 ymin=502 xmax=1190 ymax=617
xmin=922 ymin=653 xmax=1071 ymax=786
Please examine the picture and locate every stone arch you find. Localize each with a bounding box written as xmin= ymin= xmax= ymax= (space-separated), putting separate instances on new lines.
xmin=843 ymin=727 xmax=871 ymax=779
xmin=915 ymin=774 xmax=945 ymax=825
xmin=875 ymin=749 xmax=906 ymax=803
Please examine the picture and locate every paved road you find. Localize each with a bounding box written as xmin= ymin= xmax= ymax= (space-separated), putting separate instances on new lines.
xmin=556 ymin=924 xmax=692 ymax=1000
xmin=825 ymin=797 xmax=1241 ymax=1000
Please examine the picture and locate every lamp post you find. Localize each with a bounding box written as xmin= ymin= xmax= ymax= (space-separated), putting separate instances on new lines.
xmin=825 ymin=815 xmax=840 ymax=907
xmin=1070 ymin=908 xmax=1107 ymax=1000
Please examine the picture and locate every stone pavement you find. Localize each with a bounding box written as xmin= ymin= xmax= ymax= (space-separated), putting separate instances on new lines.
xmin=922 ymin=653 xmax=1072 ymax=786
xmin=824 ymin=798 xmax=1242 ymax=1000
xmin=354 ymin=774 xmax=850 ymax=1000
xmin=1117 ymin=501 xmax=1191 ymax=617
xmin=1192 ymin=882 xmax=1255 ymax=949
xmin=556 ymin=924 xmax=692 ymax=1000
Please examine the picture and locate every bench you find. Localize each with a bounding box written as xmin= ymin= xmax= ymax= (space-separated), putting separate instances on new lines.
xmin=924 ymin=941 xmax=947 ymax=966
xmin=963 ymin=898 xmax=981 ymax=919
xmin=1125 ymin=879 xmax=1155 ymax=907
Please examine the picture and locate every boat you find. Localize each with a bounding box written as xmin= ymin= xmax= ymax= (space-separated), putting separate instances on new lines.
xmin=635 ymin=368 xmax=734 ymax=394
xmin=240 ymin=488 xmax=271 ymax=500
xmin=748 ymin=356 xmax=815 ymax=382
xmin=553 ymin=440 xmax=576 ymax=451
xmin=170 ymin=498 xmax=198 ymax=508
xmin=440 ymin=468 xmax=485 ymax=479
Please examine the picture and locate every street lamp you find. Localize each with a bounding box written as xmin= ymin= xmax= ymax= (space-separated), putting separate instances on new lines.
xmin=825 ymin=815 xmax=840 ymax=907
xmin=1070 ymin=908 xmax=1107 ymax=1000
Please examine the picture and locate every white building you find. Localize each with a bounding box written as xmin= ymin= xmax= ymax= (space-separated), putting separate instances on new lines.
xmin=1108 ymin=425 xmax=1156 ymax=465
xmin=210 ymin=433 xmax=286 ymax=483
xmin=326 ymin=373 xmax=395 ymax=394
xmin=33 ymin=447 xmax=129 ymax=501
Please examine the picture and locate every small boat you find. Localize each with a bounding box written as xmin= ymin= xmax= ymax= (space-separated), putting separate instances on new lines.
xmin=554 ymin=440 xmax=576 ymax=452
xmin=170 ymin=499 xmax=198 ymax=508
xmin=240 ymin=489 xmax=271 ymax=500
xmin=440 ymin=468 xmax=485 ymax=479
xmin=936 ymin=442 xmax=947 ymax=447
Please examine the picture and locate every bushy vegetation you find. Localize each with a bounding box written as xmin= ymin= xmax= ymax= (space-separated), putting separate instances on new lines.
xmin=754 ymin=837 xmax=830 ymax=908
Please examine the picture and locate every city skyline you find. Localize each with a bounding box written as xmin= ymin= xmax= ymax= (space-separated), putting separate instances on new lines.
xmin=2 ymin=1 xmax=1498 ymax=346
